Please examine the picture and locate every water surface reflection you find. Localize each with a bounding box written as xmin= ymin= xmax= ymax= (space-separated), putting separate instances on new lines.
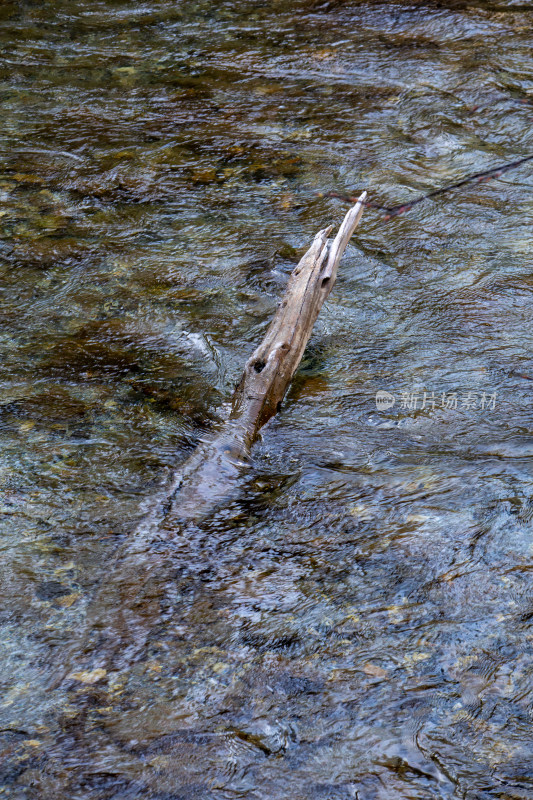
xmin=1 ymin=1 xmax=533 ymax=797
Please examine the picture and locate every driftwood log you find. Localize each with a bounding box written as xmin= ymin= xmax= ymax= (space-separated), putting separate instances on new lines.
xmin=155 ymin=190 xmax=367 ymax=529
xmin=51 ymin=193 xmax=366 ymax=688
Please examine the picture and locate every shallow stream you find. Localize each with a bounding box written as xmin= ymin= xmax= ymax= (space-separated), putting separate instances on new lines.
xmin=1 ymin=1 xmax=533 ymax=797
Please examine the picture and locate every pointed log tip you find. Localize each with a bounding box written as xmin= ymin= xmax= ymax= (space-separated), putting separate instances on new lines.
xmin=323 ymin=188 xmax=367 ymax=278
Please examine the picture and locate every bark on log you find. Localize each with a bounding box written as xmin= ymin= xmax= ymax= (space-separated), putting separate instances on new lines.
xmin=156 ymin=191 xmax=367 ymax=528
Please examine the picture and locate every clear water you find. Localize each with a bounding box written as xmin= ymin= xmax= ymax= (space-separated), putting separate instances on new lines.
xmin=1 ymin=1 xmax=533 ymax=797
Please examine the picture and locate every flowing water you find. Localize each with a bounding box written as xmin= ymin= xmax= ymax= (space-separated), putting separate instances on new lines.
xmin=1 ymin=1 xmax=533 ymax=797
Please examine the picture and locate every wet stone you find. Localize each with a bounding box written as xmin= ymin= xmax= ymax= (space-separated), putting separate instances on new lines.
xmin=35 ymin=581 xmax=73 ymax=601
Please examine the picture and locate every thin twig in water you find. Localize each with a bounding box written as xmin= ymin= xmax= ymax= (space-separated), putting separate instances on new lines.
xmin=320 ymin=153 xmax=533 ymax=220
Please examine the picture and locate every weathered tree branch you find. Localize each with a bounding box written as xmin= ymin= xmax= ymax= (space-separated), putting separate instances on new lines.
xmin=157 ymin=191 xmax=367 ymax=527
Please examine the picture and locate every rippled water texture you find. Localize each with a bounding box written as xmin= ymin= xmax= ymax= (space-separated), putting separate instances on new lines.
xmin=1 ymin=1 xmax=533 ymax=797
